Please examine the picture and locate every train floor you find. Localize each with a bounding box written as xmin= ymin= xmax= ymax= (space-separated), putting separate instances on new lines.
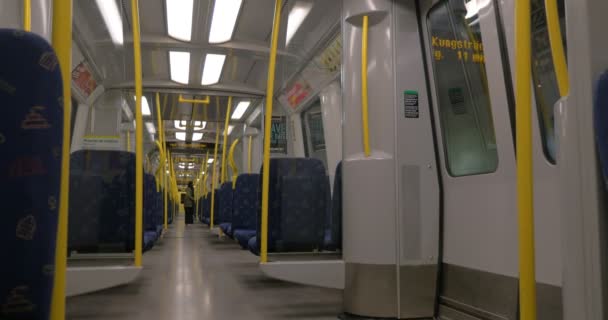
xmin=66 ymin=215 xmax=343 ymax=320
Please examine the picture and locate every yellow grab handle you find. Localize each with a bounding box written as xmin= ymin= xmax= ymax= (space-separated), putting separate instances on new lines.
xmin=179 ymin=95 xmax=210 ymax=104
xmin=545 ymin=0 xmax=569 ymax=97
xmin=515 ymin=0 xmax=538 ymax=319
xmin=361 ymin=15 xmax=370 ymax=157
xmin=229 ymin=139 xmax=240 ymax=189
xmin=50 ymin=0 xmax=72 ymax=318
xmin=261 ymin=0 xmax=283 ymax=264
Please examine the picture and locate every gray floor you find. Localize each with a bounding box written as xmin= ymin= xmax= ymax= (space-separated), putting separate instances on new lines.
xmin=66 ymin=216 xmax=343 ymax=320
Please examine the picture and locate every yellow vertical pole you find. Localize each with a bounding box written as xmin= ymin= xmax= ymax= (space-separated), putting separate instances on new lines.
xmin=220 ymin=96 xmax=233 ymax=184
xmin=210 ymin=98 xmax=221 ymax=228
xmin=515 ymin=0 xmax=537 ymax=319
xmin=203 ymin=150 xmax=210 ymax=195
xmin=545 ymin=0 xmax=569 ymax=97
xmin=261 ymin=0 xmax=282 ymax=264
xmin=126 ymin=131 xmax=131 ymax=152
xmin=131 ymin=0 xmax=144 ymax=268
xmin=361 ymin=15 xmax=370 ymax=157
xmin=156 ymin=93 xmax=169 ymax=231
xmin=50 ymin=0 xmax=72 ymax=319
xmin=23 ymin=0 xmax=31 ymax=31
xmin=248 ymin=135 xmax=253 ymax=174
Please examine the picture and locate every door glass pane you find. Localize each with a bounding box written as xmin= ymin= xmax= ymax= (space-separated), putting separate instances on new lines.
xmin=301 ymin=100 xmax=328 ymax=169
xmin=531 ymin=0 xmax=566 ymax=164
xmin=427 ymin=0 xmax=499 ymax=176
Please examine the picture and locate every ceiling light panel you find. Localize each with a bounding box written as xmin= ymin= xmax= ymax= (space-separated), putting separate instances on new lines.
xmin=231 ymin=101 xmax=251 ymax=120
xmin=169 ymin=51 xmax=191 ymax=84
xmin=145 ymin=122 xmax=156 ymax=134
xmin=286 ymin=2 xmax=313 ymax=46
xmin=192 ymin=133 xmax=203 ymax=141
xmin=95 ymin=0 xmax=124 ymax=45
xmin=176 ymin=132 xmax=186 ymax=141
xmin=166 ymin=0 xmax=194 ymax=41
xmin=201 ymin=54 xmax=226 ymax=85
xmin=134 ymin=96 xmax=151 ymax=116
xmin=208 ymin=0 xmax=243 ymax=44
xmin=175 ymin=120 xmax=187 ymax=130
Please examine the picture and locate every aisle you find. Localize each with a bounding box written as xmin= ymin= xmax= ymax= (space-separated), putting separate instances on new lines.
xmin=66 ymin=216 xmax=343 ymax=320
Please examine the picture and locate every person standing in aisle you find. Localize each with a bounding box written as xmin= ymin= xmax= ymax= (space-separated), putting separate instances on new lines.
xmin=184 ymin=181 xmax=195 ymax=225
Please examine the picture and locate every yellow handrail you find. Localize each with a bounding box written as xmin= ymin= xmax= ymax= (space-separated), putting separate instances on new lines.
xmin=210 ymin=98 xmax=221 ymax=228
xmin=50 ymin=0 xmax=72 ymax=318
xmin=23 ymin=0 xmax=31 ymax=31
xmin=229 ymin=138 xmax=240 ymax=189
xmin=515 ymin=0 xmax=537 ymax=319
xmin=156 ymin=93 xmax=169 ymax=230
xmin=545 ymin=0 xmax=569 ymax=97
xmin=179 ymin=94 xmax=210 ymax=104
xmin=131 ymin=0 xmax=144 ymax=268
xmin=261 ymin=0 xmax=283 ymax=264
xmin=126 ymin=131 xmax=131 ymax=152
xmin=361 ymin=15 xmax=370 ymax=157
xmin=220 ymin=96 xmax=233 ymax=184
xmin=248 ymin=135 xmax=252 ymax=174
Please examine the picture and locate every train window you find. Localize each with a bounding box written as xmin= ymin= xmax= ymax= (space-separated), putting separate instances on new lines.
xmin=531 ymin=0 xmax=566 ymax=164
xmin=301 ymin=100 xmax=328 ymax=169
xmin=427 ymin=0 xmax=499 ymax=177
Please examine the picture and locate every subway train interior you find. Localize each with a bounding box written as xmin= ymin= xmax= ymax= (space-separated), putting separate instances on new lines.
xmin=1 ymin=0 xmax=608 ymax=319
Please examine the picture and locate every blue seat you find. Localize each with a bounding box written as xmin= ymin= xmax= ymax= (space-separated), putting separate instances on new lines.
xmin=68 ymin=150 xmax=136 ymax=253
xmin=232 ymin=174 xmax=259 ymax=249
xmin=251 ymin=158 xmax=329 ymax=254
xmin=218 ymin=182 xmax=234 ymax=237
xmin=325 ymin=161 xmax=342 ymax=250
xmin=248 ymin=236 xmax=260 ymax=256
xmin=0 ymin=29 xmax=63 ymax=319
xmin=595 ymin=71 xmax=608 ymax=188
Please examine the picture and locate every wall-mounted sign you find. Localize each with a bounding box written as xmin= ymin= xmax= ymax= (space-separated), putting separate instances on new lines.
xmin=286 ymin=81 xmax=312 ymax=109
xmin=82 ymin=135 xmax=121 ymax=151
xmin=270 ymin=116 xmax=287 ymax=154
xmin=404 ymin=90 xmax=419 ymax=118
xmin=72 ymin=61 xmax=97 ymax=97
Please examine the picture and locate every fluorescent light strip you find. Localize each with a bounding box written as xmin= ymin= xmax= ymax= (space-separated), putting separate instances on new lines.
xmin=174 ymin=120 xmax=188 ymax=130
xmin=286 ymin=2 xmax=313 ymax=46
xmin=228 ymin=125 xmax=234 ymax=135
xmin=169 ymin=51 xmax=191 ymax=84
xmin=133 ymin=96 xmax=151 ymax=116
xmin=201 ymin=54 xmax=226 ymax=85
xmin=166 ymin=0 xmax=194 ymax=41
xmin=208 ymin=158 xmax=214 ymax=163
xmin=231 ymin=101 xmax=250 ymax=119
xmin=95 ymin=0 xmax=124 ymax=45
xmin=176 ymin=132 xmax=186 ymax=141
xmin=193 ymin=121 xmax=206 ymax=130
xmin=208 ymin=0 xmax=243 ymax=44
xmin=192 ymin=133 xmax=204 ymax=141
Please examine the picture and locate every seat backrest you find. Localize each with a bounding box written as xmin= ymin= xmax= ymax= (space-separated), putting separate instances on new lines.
xmin=256 ymin=158 xmax=329 ymax=252
xmin=595 ymin=71 xmax=608 ymax=189
xmin=218 ymin=182 xmax=234 ymax=224
xmin=0 ymin=29 xmax=63 ymax=319
xmin=68 ymin=150 xmax=136 ymax=252
xmin=232 ymin=174 xmax=259 ymax=231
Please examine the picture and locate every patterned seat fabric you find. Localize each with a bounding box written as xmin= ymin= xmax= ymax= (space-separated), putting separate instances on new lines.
xmin=0 ymin=30 xmax=63 ymax=320
xmin=231 ymin=174 xmax=259 ymax=248
xmin=68 ymin=150 xmax=136 ymax=253
xmin=252 ymin=158 xmax=329 ymax=254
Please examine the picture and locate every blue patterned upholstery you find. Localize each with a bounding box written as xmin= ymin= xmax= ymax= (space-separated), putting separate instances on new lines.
xmin=231 ymin=174 xmax=259 ymax=248
xmin=68 ymin=150 xmax=136 ymax=253
xmin=595 ymin=71 xmax=608 ymax=189
xmin=252 ymin=158 xmax=329 ymax=254
xmin=325 ymin=161 xmax=342 ymax=250
xmin=217 ymin=182 xmax=234 ymax=226
xmin=0 ymin=30 xmax=63 ymax=320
